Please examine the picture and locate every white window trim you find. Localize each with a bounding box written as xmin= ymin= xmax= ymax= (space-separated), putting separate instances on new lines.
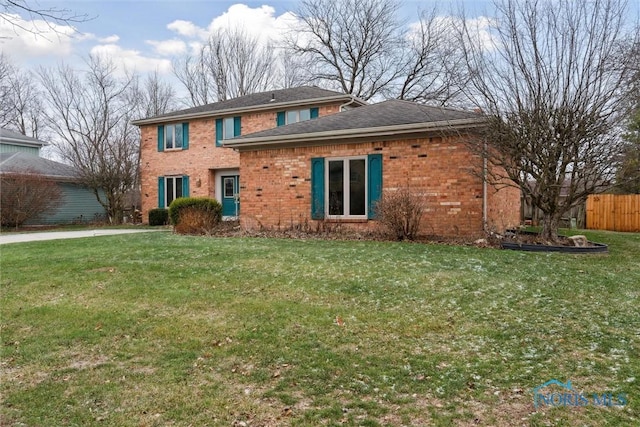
xmin=164 ymin=124 xmax=182 ymax=151
xmin=222 ymin=117 xmax=235 ymax=140
xmin=325 ymin=156 xmax=368 ymax=219
xmin=286 ymin=109 xmax=311 ymax=124
xmin=164 ymin=176 xmax=183 ymax=208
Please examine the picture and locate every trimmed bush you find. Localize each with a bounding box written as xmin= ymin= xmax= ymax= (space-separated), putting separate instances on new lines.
xmin=174 ymin=207 xmax=222 ymax=235
xmin=168 ymin=197 xmax=222 ymax=228
xmin=148 ymin=208 xmax=169 ymax=226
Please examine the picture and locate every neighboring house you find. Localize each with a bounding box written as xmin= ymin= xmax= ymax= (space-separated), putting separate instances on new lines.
xmin=0 ymin=129 xmax=107 ymax=225
xmin=133 ymin=88 xmax=520 ymax=237
xmin=132 ymin=86 xmax=364 ymax=219
xmin=0 ymin=128 xmax=46 ymax=155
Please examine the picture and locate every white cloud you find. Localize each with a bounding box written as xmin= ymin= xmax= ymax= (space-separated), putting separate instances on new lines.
xmin=99 ymin=34 xmax=120 ymax=44
xmin=0 ymin=12 xmax=90 ymax=60
xmin=146 ymin=39 xmax=187 ymax=56
xmin=167 ymin=19 xmax=207 ymax=39
xmin=90 ymin=44 xmax=172 ymax=74
xmin=165 ymin=4 xmax=299 ymax=45
xmin=407 ymin=15 xmax=497 ymax=51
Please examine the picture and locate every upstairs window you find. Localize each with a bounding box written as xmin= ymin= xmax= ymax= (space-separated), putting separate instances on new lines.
xmin=157 ymin=123 xmax=189 ymax=152
xmin=216 ymin=116 xmax=241 ymax=146
xmin=277 ymin=108 xmax=319 ymax=126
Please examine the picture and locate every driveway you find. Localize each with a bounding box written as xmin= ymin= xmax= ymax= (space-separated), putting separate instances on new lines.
xmin=0 ymin=228 xmax=167 ymax=245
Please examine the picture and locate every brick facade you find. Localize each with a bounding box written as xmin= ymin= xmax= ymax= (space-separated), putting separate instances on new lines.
xmin=238 ymin=135 xmax=521 ymax=237
xmin=139 ymin=105 xmax=341 ymax=220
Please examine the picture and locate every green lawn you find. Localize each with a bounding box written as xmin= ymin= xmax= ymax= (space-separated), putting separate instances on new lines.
xmin=1 ymin=230 xmax=638 ymax=426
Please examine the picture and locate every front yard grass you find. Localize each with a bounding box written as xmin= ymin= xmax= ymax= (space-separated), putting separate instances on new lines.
xmin=1 ymin=230 xmax=638 ymax=426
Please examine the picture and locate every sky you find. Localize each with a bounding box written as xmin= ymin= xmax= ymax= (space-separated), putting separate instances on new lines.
xmin=1 ymin=0 xmax=638 ymax=78
xmin=0 ymin=0 xmax=500 ymax=73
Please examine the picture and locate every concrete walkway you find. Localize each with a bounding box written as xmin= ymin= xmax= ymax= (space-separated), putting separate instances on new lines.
xmin=0 ymin=228 xmax=167 ymax=245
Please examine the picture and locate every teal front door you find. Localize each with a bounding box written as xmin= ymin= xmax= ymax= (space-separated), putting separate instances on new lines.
xmin=221 ymin=175 xmax=240 ymax=217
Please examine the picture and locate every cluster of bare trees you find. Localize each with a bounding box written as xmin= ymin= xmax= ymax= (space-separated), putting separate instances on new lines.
xmin=174 ymin=0 xmax=463 ymax=105
xmin=1 ymin=53 xmax=176 ymax=224
xmin=456 ymin=0 xmax=638 ymax=240
xmin=287 ymin=0 xmax=463 ymax=104
xmin=2 ymin=0 xmax=638 ymax=238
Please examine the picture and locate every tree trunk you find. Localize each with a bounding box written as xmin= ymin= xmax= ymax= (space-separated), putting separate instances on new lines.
xmin=540 ymin=213 xmax=562 ymax=242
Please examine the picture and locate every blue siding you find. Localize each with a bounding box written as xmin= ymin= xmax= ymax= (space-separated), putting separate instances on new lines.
xmin=0 ymin=143 xmax=40 ymax=156
xmin=26 ymin=183 xmax=107 ymax=225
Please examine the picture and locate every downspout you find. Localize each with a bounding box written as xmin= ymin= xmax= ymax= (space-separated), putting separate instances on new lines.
xmin=483 ymin=141 xmax=488 ymax=233
xmin=339 ymin=96 xmax=357 ymax=112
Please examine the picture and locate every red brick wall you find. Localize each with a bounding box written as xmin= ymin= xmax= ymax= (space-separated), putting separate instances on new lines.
xmin=238 ymin=135 xmax=521 ymax=237
xmin=139 ymin=104 xmax=342 ymax=220
xmin=139 ymin=117 xmax=238 ymax=219
xmin=486 ymin=165 xmax=522 ymax=233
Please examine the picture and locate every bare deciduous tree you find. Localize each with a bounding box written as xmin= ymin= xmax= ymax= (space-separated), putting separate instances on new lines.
xmin=1 ymin=0 xmax=90 ymax=37
xmin=287 ymin=0 xmax=464 ymax=104
xmin=457 ymin=0 xmax=637 ymax=241
xmin=397 ymin=7 xmax=467 ymax=106
xmin=173 ymin=54 xmax=214 ymax=107
xmin=0 ymin=171 xmax=63 ymax=228
xmin=38 ymin=55 xmax=139 ymax=224
xmin=0 ymin=53 xmax=14 ymax=125
xmin=132 ymin=70 xmax=177 ymax=119
xmin=173 ymin=28 xmax=277 ymax=106
xmin=0 ymin=53 xmax=47 ymax=138
xmin=287 ymin=0 xmax=402 ymax=101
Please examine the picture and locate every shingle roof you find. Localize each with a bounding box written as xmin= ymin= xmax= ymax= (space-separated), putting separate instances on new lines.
xmin=132 ymin=86 xmax=364 ymax=125
xmin=224 ymin=100 xmax=484 ymax=148
xmin=0 ymin=152 xmax=79 ymax=180
xmin=0 ymin=128 xmax=47 ymax=148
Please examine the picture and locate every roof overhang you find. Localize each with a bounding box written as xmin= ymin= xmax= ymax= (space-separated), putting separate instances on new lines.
xmin=131 ymin=95 xmax=365 ymax=126
xmin=0 ymin=135 xmax=47 ymax=148
xmin=223 ymin=117 xmax=486 ymax=151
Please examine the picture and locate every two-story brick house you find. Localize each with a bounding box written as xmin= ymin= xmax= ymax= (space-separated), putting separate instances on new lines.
xmin=134 ymin=87 xmax=521 ymax=237
xmin=132 ymin=87 xmax=365 ymax=220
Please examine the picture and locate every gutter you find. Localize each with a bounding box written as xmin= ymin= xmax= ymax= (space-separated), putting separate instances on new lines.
xmin=223 ymin=117 xmax=485 ymax=150
xmin=131 ymin=94 xmax=366 ymax=126
xmin=339 ymin=96 xmax=358 ymax=112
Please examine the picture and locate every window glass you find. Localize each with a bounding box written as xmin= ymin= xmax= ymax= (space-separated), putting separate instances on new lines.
xmin=299 ymin=109 xmax=311 ymax=121
xmin=286 ymin=110 xmax=298 ymax=124
xmin=328 ymin=160 xmax=344 ymax=215
xmin=224 ymin=117 xmax=235 ymax=139
xmin=175 ymin=177 xmax=183 ymax=199
xmin=166 ymin=178 xmax=175 ymax=206
xmin=349 ymin=159 xmax=366 ymax=215
xmin=174 ymin=124 xmax=182 ymax=149
xmin=165 ymin=176 xmax=184 ymax=207
xmin=165 ymin=124 xmax=174 ymax=149
xmin=224 ymin=177 xmax=235 ymax=197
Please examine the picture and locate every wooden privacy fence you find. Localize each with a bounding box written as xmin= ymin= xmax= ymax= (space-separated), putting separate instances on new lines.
xmin=586 ymin=194 xmax=640 ymax=232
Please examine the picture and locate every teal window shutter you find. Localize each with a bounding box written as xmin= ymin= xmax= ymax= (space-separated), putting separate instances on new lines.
xmin=158 ymin=176 xmax=165 ymax=207
xmin=310 ymin=107 xmax=319 ymax=119
xmin=311 ymin=157 xmax=325 ymax=220
xmin=234 ymin=116 xmax=241 ymax=136
xmin=182 ymin=175 xmax=190 ymax=197
xmin=367 ymin=154 xmax=383 ymax=219
xmin=182 ymin=123 xmax=189 ymax=149
xmin=157 ymin=125 xmax=164 ymax=152
xmin=276 ymin=111 xmax=285 ymax=126
xmin=215 ymin=118 xmax=223 ymax=147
